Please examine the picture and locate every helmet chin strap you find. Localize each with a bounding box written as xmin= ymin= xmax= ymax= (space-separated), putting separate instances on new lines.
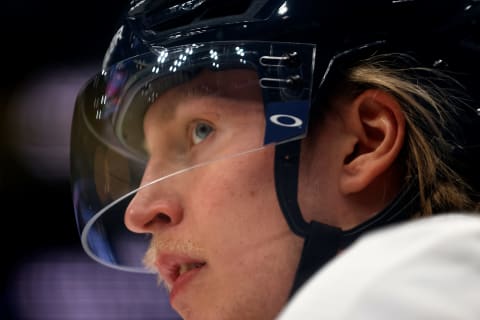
xmin=274 ymin=140 xmax=420 ymax=296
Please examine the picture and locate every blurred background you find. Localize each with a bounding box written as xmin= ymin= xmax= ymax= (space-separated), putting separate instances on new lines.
xmin=0 ymin=1 xmax=180 ymax=319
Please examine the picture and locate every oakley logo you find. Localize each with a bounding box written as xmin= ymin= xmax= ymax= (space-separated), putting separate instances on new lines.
xmin=270 ymin=114 xmax=303 ymax=128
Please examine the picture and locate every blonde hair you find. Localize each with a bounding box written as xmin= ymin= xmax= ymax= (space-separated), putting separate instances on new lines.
xmin=333 ymin=53 xmax=479 ymax=216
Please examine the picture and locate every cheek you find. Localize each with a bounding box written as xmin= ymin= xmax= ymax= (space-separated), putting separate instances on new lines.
xmin=186 ymin=147 xmax=292 ymax=249
xmin=194 ymin=149 xmax=274 ymax=212
xmin=178 ymin=148 xmax=304 ymax=319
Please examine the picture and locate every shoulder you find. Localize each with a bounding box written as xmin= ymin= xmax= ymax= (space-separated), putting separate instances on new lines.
xmin=277 ymin=213 xmax=480 ymax=320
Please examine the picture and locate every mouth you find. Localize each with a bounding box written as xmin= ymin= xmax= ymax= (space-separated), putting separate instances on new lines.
xmin=177 ymin=262 xmax=206 ymax=277
xmin=155 ymin=253 xmax=207 ymax=295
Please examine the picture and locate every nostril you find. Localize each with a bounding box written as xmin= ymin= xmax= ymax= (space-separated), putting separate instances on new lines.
xmin=125 ymin=197 xmax=184 ymax=233
xmin=126 ymin=211 xmax=173 ymax=233
xmin=153 ymin=213 xmax=172 ymax=225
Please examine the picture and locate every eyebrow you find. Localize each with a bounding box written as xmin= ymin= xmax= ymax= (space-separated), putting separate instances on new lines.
xmin=147 ymin=68 xmax=261 ymax=122
xmin=185 ymin=82 xmax=222 ymax=98
xmin=152 ymin=81 xmax=224 ymax=120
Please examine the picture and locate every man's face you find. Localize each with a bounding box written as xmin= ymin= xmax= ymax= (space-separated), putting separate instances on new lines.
xmin=124 ymin=69 xmax=304 ymax=320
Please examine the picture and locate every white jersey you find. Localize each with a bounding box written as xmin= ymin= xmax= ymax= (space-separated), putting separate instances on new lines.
xmin=277 ymin=213 xmax=480 ymax=320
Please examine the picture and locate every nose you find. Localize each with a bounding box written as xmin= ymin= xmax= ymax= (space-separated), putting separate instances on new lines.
xmin=124 ymin=183 xmax=184 ymax=234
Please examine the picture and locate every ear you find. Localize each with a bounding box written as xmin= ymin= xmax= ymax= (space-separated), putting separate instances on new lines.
xmin=339 ymin=89 xmax=405 ymax=194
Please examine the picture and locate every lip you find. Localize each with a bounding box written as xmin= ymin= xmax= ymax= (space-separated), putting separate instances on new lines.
xmin=155 ymin=253 xmax=206 ymax=302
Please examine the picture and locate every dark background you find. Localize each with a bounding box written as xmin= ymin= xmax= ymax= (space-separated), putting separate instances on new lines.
xmin=0 ymin=1 xmax=180 ymax=319
xmin=0 ymin=0 xmax=126 ymax=253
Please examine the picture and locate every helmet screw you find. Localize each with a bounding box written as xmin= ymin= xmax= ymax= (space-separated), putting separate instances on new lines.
xmin=286 ymin=75 xmax=303 ymax=91
xmin=285 ymin=52 xmax=301 ymax=68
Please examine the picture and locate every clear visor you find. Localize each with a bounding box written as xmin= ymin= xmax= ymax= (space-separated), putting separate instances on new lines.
xmin=71 ymin=41 xmax=315 ymax=273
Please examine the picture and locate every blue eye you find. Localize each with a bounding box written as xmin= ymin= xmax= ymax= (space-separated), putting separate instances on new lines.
xmin=192 ymin=122 xmax=214 ymax=145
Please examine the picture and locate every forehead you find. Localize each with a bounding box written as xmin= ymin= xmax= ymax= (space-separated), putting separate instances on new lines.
xmin=145 ymin=68 xmax=263 ymax=121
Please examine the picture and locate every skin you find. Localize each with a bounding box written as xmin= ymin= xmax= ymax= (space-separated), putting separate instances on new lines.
xmin=124 ymin=69 xmax=406 ymax=319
